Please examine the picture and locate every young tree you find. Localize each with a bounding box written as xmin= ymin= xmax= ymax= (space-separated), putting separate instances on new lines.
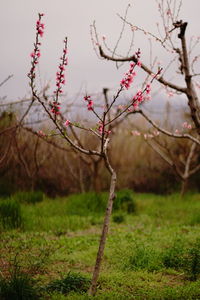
xmin=27 ymin=13 xmax=161 ymax=295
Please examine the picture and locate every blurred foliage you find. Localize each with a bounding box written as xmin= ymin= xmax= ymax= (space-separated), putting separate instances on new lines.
xmin=0 ymin=199 xmax=23 ymax=230
xmin=0 ymin=110 xmax=199 ymax=197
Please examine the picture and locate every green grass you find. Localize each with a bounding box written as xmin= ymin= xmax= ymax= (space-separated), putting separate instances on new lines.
xmin=0 ymin=191 xmax=200 ymax=299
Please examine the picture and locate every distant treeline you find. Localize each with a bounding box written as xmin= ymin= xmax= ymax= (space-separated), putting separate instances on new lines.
xmin=0 ymin=111 xmax=199 ymax=197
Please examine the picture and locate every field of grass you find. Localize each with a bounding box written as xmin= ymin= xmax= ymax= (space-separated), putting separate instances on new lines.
xmin=0 ymin=191 xmax=200 ymax=299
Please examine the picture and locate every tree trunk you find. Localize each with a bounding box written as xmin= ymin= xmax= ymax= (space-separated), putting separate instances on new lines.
xmin=181 ymin=178 xmax=188 ymax=197
xmin=88 ymin=168 xmax=117 ymax=296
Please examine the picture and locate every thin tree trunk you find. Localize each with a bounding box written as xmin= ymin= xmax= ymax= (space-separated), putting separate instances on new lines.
xmin=181 ymin=178 xmax=188 ymax=197
xmin=88 ymin=166 xmax=117 ymax=296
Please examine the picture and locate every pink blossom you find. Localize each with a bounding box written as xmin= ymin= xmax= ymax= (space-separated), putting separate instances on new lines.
xmin=38 ymin=29 xmax=44 ymax=37
xmin=51 ymin=101 xmax=61 ymax=115
xmin=132 ymin=130 xmax=141 ymax=136
xmin=53 ymin=37 xmax=68 ymax=103
xmin=87 ymin=100 xmax=93 ymax=110
xmin=182 ymin=122 xmax=192 ymax=129
xmin=133 ymin=90 xmax=143 ymax=103
xmin=59 ymin=65 xmax=65 ymax=71
xmin=98 ymin=124 xmax=103 ymax=134
xmin=133 ymin=101 xmax=139 ymax=109
xmin=28 ymin=13 xmax=45 ymax=82
xmin=84 ymin=95 xmax=91 ymax=101
xmin=146 ymin=84 xmax=151 ymax=94
xmin=153 ymin=130 xmax=160 ymax=136
xmin=120 ymin=63 xmax=137 ymax=89
xmin=38 ymin=130 xmax=46 ymax=136
xmin=64 ymin=120 xmax=70 ymax=127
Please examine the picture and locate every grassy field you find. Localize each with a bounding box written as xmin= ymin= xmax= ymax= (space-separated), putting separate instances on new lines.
xmin=0 ymin=191 xmax=200 ymax=299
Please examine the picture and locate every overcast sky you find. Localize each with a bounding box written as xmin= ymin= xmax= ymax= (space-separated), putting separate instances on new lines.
xmin=1 ymin=0 xmax=200 ymax=102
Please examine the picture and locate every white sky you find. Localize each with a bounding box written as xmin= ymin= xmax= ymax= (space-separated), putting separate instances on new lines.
xmin=1 ymin=0 xmax=200 ymax=102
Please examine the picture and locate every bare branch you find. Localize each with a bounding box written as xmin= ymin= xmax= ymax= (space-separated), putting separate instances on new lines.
xmin=138 ymin=109 xmax=200 ymax=145
xmin=99 ymin=46 xmax=186 ymax=93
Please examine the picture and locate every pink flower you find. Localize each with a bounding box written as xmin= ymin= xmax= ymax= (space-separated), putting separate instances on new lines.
xmin=38 ymin=130 xmax=46 ymax=136
xmin=146 ymin=84 xmax=151 ymax=94
xmin=38 ymin=29 xmax=44 ymax=37
xmin=133 ymin=90 xmax=143 ymax=103
xmin=133 ymin=101 xmax=139 ymax=109
xmin=28 ymin=13 xmax=45 ymax=81
xmin=132 ymin=130 xmax=141 ymax=136
xmin=84 ymin=95 xmax=91 ymax=101
xmin=30 ymin=52 xmax=35 ymax=58
xmin=59 ymin=65 xmax=65 ymax=71
xmin=53 ymin=38 xmax=68 ymax=102
xmin=64 ymin=120 xmax=70 ymax=127
xmin=98 ymin=124 xmax=103 ymax=134
xmin=51 ymin=101 xmax=60 ymax=115
xmin=120 ymin=61 xmax=138 ymax=89
xmin=87 ymin=100 xmax=93 ymax=110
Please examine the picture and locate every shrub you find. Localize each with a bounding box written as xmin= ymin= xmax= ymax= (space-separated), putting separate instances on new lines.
xmin=13 ymin=191 xmax=44 ymax=204
xmin=0 ymin=199 xmax=23 ymax=230
xmin=184 ymin=239 xmax=200 ymax=281
xmin=112 ymin=213 xmax=125 ymax=223
xmin=45 ymin=272 xmax=90 ymax=295
xmin=0 ymin=272 xmax=39 ymax=300
xmin=65 ymin=192 xmax=106 ymax=215
xmin=162 ymin=239 xmax=185 ymax=269
xmin=114 ymin=189 xmax=136 ymax=214
xmin=65 ymin=190 xmax=136 ymax=216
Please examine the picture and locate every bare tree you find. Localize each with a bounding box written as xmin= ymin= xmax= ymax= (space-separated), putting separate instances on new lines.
xmin=92 ymin=1 xmax=200 ymax=144
xmin=145 ymin=136 xmax=200 ymax=195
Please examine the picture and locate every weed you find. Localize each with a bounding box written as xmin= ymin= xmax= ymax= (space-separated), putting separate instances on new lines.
xmin=0 ymin=199 xmax=23 ymax=230
xmin=0 ymin=260 xmax=40 ymax=300
xmin=114 ymin=189 xmax=136 ymax=214
xmin=162 ymin=238 xmax=185 ymax=269
xmin=66 ymin=192 xmax=106 ymax=216
xmin=184 ymin=238 xmax=200 ymax=281
xmin=45 ymin=272 xmax=90 ymax=295
xmin=112 ymin=213 xmax=125 ymax=223
xmin=128 ymin=243 xmax=162 ymax=271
